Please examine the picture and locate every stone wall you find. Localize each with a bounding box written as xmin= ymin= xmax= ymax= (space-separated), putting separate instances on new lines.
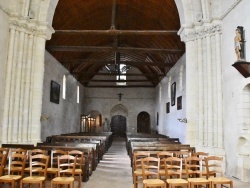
xmin=83 ymin=87 xmax=155 ymax=133
xmin=41 ymin=51 xmax=84 ymax=141
xmin=222 ymin=0 xmax=250 ymax=181
xmin=155 ymin=55 xmax=187 ymax=143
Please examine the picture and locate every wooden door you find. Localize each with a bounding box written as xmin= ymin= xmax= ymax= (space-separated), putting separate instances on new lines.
xmin=110 ymin=115 xmax=126 ymax=137
xmin=137 ymin=112 xmax=150 ymax=133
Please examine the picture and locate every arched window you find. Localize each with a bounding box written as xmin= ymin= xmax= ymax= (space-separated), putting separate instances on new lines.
xmin=77 ymin=85 xmax=80 ymax=103
xmin=62 ymin=75 xmax=66 ymax=99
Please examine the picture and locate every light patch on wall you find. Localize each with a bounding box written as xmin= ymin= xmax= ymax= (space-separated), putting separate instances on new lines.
xmin=62 ymin=75 xmax=66 ymax=99
xmin=77 ymin=85 xmax=80 ymax=103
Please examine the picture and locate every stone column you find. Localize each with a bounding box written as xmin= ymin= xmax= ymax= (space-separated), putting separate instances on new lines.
xmin=22 ymin=34 xmax=34 ymax=142
xmin=197 ymin=37 xmax=204 ymax=145
xmin=215 ymin=32 xmax=224 ymax=148
xmin=206 ymin=34 xmax=213 ymax=147
xmin=19 ymin=33 xmax=28 ymax=141
xmin=185 ymin=39 xmax=197 ymax=146
xmin=202 ymin=36 xmax=208 ymax=146
xmin=2 ymin=28 xmax=16 ymax=143
xmin=211 ymin=34 xmax=218 ymax=147
xmin=12 ymin=29 xmax=25 ymax=143
xmin=30 ymin=36 xmax=46 ymax=143
xmin=8 ymin=30 xmax=20 ymax=143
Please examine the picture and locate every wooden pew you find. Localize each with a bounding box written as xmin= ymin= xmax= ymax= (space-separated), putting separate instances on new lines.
xmin=1 ymin=144 xmax=92 ymax=182
xmin=47 ymin=135 xmax=105 ymax=162
xmin=37 ymin=142 xmax=98 ymax=172
xmin=48 ymin=135 xmax=107 ymax=158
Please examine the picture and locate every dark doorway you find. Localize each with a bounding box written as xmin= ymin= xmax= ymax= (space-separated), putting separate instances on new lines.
xmin=137 ymin=112 xmax=150 ymax=133
xmin=110 ymin=115 xmax=127 ymax=137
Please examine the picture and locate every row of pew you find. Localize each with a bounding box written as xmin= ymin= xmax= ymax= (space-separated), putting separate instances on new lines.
xmin=1 ymin=132 xmax=113 ymax=182
xmin=126 ymin=133 xmax=196 ymax=167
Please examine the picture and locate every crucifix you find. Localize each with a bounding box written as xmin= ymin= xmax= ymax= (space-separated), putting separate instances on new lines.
xmin=117 ymin=93 xmax=123 ymax=101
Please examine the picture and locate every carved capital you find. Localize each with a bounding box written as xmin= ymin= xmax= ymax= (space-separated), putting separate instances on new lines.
xmin=181 ymin=24 xmax=222 ymax=42
xmin=9 ymin=16 xmax=54 ymax=40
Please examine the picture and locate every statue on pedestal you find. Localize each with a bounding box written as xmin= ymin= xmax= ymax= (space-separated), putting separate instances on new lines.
xmin=234 ymin=26 xmax=245 ymax=61
xmin=103 ymin=118 xmax=110 ymax=132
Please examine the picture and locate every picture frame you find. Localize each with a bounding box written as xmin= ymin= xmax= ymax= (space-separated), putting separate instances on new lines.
xmin=156 ymin=112 xmax=159 ymax=126
xmin=50 ymin=80 xmax=60 ymax=104
xmin=177 ymin=96 xmax=182 ymax=110
xmin=166 ymin=102 xmax=170 ymax=113
xmin=171 ymin=82 xmax=176 ymax=106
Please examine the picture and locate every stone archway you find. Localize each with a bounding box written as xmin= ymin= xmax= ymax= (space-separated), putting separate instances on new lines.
xmin=110 ymin=104 xmax=128 ymax=137
xmin=137 ymin=111 xmax=150 ymax=133
xmin=236 ymin=84 xmax=250 ymax=181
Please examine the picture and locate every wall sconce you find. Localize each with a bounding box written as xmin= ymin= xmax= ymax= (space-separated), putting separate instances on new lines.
xmin=178 ymin=118 xmax=187 ymax=123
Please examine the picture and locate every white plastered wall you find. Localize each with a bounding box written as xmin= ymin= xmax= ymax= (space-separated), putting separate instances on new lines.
xmin=221 ymin=0 xmax=250 ymax=181
xmin=155 ymin=55 xmax=187 ymax=143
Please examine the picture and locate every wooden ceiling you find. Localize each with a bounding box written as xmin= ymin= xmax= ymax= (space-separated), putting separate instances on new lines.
xmin=46 ymin=0 xmax=185 ymax=87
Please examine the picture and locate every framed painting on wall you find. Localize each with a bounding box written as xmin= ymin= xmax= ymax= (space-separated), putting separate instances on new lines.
xmin=50 ymin=80 xmax=60 ymax=104
xmin=177 ymin=96 xmax=182 ymax=110
xmin=171 ymin=82 xmax=176 ymax=106
xmin=166 ymin=102 xmax=170 ymax=113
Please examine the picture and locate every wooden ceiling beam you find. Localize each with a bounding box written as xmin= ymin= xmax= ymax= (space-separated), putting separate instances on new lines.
xmin=71 ymin=72 xmax=164 ymax=76
xmin=81 ymin=79 xmax=151 ymax=82
xmin=47 ymin=46 xmax=183 ymax=54
xmin=63 ymin=59 xmax=174 ymax=67
xmin=85 ymin=85 xmax=155 ymax=88
xmin=54 ymin=29 xmax=179 ymax=36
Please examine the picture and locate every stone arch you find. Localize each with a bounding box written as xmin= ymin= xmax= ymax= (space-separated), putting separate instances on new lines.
xmin=137 ymin=111 xmax=151 ymax=133
xmin=236 ymin=83 xmax=250 ymax=181
xmin=110 ymin=104 xmax=128 ymax=117
xmin=87 ymin=110 xmax=102 ymax=133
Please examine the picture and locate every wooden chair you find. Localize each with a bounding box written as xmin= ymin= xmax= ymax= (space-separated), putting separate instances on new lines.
xmin=0 ymin=153 xmax=26 ymax=188
xmin=162 ymin=157 xmax=189 ymax=188
xmin=141 ymin=156 xmax=166 ymax=188
xmin=0 ymin=148 xmax=8 ymax=176
xmin=133 ymin=151 xmax=150 ymax=188
xmin=20 ymin=154 xmax=49 ymax=188
xmin=185 ymin=156 xmax=211 ymax=188
xmin=192 ymin=151 xmax=209 ymax=178
xmin=68 ymin=150 xmax=84 ymax=188
xmin=157 ymin=151 xmax=173 ymax=179
xmin=24 ymin=149 xmax=46 ymax=175
xmin=205 ymin=156 xmax=233 ymax=188
xmin=47 ymin=149 xmax=66 ymax=179
xmin=175 ymin=150 xmax=191 ymax=178
xmin=50 ymin=154 xmax=77 ymax=188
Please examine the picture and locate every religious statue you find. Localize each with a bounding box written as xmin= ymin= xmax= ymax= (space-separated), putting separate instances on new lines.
xmin=234 ymin=26 xmax=245 ymax=61
xmin=103 ymin=118 xmax=110 ymax=132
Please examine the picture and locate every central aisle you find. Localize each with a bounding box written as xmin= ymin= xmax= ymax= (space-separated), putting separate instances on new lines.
xmin=82 ymin=137 xmax=133 ymax=188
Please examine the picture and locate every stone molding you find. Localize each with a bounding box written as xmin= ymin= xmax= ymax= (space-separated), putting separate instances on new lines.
xmin=220 ymin=0 xmax=242 ymax=19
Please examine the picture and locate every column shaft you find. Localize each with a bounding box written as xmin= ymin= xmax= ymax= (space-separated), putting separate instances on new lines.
xmin=30 ymin=36 xmax=46 ymax=143
xmin=197 ymin=37 xmax=204 ymax=145
xmin=22 ymin=34 xmax=34 ymax=142
xmin=2 ymin=28 xmax=16 ymax=143
xmin=202 ymin=37 xmax=208 ymax=146
xmin=215 ymin=33 xmax=224 ymax=148
xmin=12 ymin=30 xmax=25 ymax=142
xmin=206 ymin=35 xmax=213 ymax=147
xmin=211 ymin=34 xmax=218 ymax=146
xmin=186 ymin=40 xmax=197 ymax=145
xmin=8 ymin=30 xmax=20 ymax=143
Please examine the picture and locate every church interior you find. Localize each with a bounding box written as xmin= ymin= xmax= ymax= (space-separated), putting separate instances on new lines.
xmin=0 ymin=0 xmax=250 ymax=187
